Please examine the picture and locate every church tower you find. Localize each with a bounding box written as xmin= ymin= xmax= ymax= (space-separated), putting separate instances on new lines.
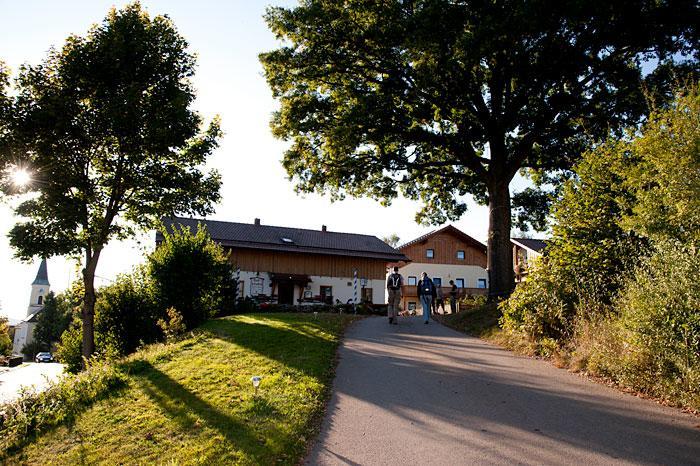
xmin=13 ymin=259 xmax=51 ymax=356
xmin=27 ymin=258 xmax=50 ymax=317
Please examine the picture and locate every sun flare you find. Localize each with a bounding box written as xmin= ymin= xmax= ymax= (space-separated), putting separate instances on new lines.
xmin=11 ymin=167 xmax=31 ymax=187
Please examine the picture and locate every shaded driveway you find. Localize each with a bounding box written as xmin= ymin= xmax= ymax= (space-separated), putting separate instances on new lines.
xmin=307 ymin=317 xmax=700 ymax=465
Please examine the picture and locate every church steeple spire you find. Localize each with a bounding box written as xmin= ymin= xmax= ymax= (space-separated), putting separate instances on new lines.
xmin=32 ymin=258 xmax=49 ymax=286
xmin=27 ymin=259 xmax=50 ymax=317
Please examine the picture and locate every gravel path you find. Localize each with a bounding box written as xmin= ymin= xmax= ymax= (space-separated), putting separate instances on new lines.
xmin=307 ymin=316 xmax=700 ymax=465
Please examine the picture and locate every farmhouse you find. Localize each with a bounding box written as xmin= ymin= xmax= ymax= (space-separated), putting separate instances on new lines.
xmin=392 ymin=225 xmax=489 ymax=313
xmin=159 ymin=217 xmax=408 ymax=305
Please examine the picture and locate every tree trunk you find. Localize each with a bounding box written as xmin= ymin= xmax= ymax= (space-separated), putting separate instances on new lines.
xmin=81 ymin=248 xmax=102 ymax=366
xmin=486 ymin=180 xmax=514 ymax=301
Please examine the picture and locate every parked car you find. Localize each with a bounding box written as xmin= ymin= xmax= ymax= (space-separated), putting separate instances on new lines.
xmin=35 ymin=352 xmax=53 ymax=363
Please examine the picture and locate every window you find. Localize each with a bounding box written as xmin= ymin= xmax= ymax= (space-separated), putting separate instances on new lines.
xmin=407 ymin=276 xmax=417 ymax=286
xmin=237 ymin=280 xmax=245 ymax=299
xmin=37 ymin=295 xmax=43 ymax=305
xmin=432 ymin=277 xmax=442 ymax=287
xmin=455 ymin=278 xmax=465 ymax=288
xmin=457 ymin=250 xmax=465 ymax=260
xmin=477 ymin=279 xmax=487 ymax=289
xmin=320 ymin=286 xmax=333 ymax=303
xmin=426 ymin=249 xmax=434 ymax=258
xmin=362 ymin=288 xmax=373 ymax=302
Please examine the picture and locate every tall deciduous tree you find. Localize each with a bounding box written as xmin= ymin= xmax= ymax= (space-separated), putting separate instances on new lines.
xmin=260 ymin=0 xmax=698 ymax=298
xmin=0 ymin=3 xmax=222 ymax=362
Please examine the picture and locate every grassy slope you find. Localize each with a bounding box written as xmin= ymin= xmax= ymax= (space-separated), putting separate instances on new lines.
xmin=8 ymin=313 xmax=358 ymax=465
xmin=437 ymin=303 xmax=502 ymax=338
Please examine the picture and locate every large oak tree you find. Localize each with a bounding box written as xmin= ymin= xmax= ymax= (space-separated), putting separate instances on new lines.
xmin=0 ymin=3 xmax=222 ymax=362
xmin=260 ymin=0 xmax=698 ymax=298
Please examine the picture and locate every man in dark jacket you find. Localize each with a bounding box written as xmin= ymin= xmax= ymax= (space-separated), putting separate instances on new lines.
xmin=386 ymin=266 xmax=403 ymax=324
xmin=417 ymin=272 xmax=435 ymax=324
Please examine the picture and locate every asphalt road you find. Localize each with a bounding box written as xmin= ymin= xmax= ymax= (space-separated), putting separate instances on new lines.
xmin=307 ymin=316 xmax=700 ymax=465
xmin=0 ymin=362 xmax=65 ymax=404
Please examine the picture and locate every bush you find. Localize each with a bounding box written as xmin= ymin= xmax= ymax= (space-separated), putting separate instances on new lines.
xmin=94 ymin=267 xmax=162 ymax=356
xmin=0 ymin=362 xmax=125 ymax=456
xmin=0 ymin=317 xmax=12 ymax=357
xmin=54 ymin=323 xmax=83 ymax=374
xmin=149 ymin=223 xmax=235 ymax=329
xmin=613 ymin=242 xmax=700 ymax=406
xmin=157 ymin=307 xmax=187 ymax=340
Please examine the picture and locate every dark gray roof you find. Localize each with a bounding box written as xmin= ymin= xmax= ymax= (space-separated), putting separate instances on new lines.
xmin=158 ymin=217 xmax=408 ymax=262
xmin=32 ymin=259 xmax=49 ymax=286
xmin=399 ymin=225 xmax=487 ymax=252
xmin=511 ymin=237 xmax=547 ymax=253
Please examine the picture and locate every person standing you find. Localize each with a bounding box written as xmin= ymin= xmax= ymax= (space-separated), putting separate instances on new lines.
xmin=435 ymin=285 xmax=445 ymax=314
xmin=417 ymin=272 xmax=435 ymax=324
xmin=449 ymin=280 xmax=458 ymax=314
xmin=386 ymin=266 xmax=403 ymax=325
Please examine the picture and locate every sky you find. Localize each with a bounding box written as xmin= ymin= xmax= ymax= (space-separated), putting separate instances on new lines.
xmin=0 ymin=0 xmax=531 ymax=321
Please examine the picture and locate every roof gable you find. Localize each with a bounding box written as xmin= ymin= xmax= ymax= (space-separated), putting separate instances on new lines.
xmin=399 ymin=225 xmax=486 ymax=253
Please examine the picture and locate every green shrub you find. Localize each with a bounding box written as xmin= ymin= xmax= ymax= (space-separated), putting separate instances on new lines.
xmin=149 ymin=223 xmax=235 ymax=329
xmin=613 ymin=242 xmax=700 ymax=406
xmin=0 ymin=362 xmax=126 ymax=456
xmin=54 ymin=322 xmax=84 ymax=374
xmin=0 ymin=317 xmax=12 ymax=357
xmin=94 ymin=267 xmax=162 ymax=356
xmin=157 ymin=307 xmax=187 ymax=340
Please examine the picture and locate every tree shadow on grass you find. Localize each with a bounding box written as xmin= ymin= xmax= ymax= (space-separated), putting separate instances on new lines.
xmin=125 ymin=360 xmax=257 ymax=445
xmin=198 ymin=315 xmax=340 ymax=378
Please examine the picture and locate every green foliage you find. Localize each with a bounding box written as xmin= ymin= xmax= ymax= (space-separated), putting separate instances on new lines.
xmin=621 ymin=87 xmax=700 ymax=246
xmin=614 ymin=242 xmax=700 ymax=405
xmin=1 ymin=2 xmax=222 ymax=360
xmin=501 ymin=86 xmax=700 ymax=409
xmin=32 ymin=292 xmax=74 ymax=351
xmin=0 ymin=362 xmax=126 ymax=456
xmin=157 ymin=307 xmax=186 ymax=341
xmin=149 ymin=223 xmax=234 ymax=329
xmin=501 ymin=142 xmax=644 ymax=342
xmin=55 ymin=322 xmax=84 ymax=374
xmin=94 ymin=267 xmax=162 ymax=356
xmin=0 ymin=317 xmax=11 ymax=357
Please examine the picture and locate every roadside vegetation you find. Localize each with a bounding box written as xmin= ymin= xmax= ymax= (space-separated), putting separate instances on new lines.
xmin=2 ymin=313 xmax=358 ymax=464
xmin=499 ymin=87 xmax=700 ymax=411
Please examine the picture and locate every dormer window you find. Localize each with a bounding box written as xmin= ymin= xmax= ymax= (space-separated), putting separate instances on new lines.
xmin=426 ymin=249 xmax=434 ymax=258
xmin=281 ymin=237 xmax=294 ymax=244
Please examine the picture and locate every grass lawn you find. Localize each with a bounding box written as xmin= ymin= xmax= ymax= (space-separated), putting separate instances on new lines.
xmin=437 ymin=303 xmax=502 ymax=338
xmin=6 ymin=313 xmax=358 ymax=465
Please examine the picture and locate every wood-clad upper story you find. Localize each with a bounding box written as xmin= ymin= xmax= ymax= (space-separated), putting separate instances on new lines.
xmin=157 ymin=216 xmax=408 ymax=280
xmin=398 ymin=225 xmax=487 ymax=267
xmin=225 ymin=248 xmax=388 ymax=280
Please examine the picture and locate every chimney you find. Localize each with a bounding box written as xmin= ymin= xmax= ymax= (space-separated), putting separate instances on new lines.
xmin=254 ymin=218 xmax=261 ymax=226
xmin=322 ymin=225 xmax=327 ymax=232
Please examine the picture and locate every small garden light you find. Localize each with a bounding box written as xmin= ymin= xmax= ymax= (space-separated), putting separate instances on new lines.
xmin=251 ymin=375 xmax=262 ymax=396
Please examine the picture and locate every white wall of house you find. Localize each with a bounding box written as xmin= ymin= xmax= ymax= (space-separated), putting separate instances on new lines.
xmin=398 ymin=262 xmax=488 ymax=289
xmin=235 ymin=270 xmax=385 ymax=305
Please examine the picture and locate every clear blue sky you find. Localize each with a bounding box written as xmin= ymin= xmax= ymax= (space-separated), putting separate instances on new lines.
xmin=0 ymin=1 xmax=530 ymax=321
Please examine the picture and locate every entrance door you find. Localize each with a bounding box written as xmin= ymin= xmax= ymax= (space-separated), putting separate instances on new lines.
xmin=278 ymin=283 xmax=294 ymax=304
